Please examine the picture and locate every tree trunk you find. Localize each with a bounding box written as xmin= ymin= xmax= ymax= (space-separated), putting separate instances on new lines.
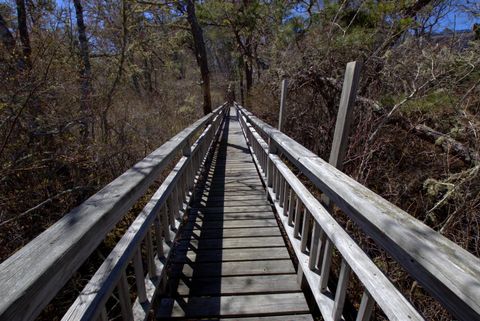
xmin=15 ymin=0 xmax=31 ymax=67
xmin=244 ymin=60 xmax=253 ymax=91
xmin=185 ymin=0 xmax=212 ymax=115
xmin=0 ymin=13 xmax=16 ymax=54
xmin=103 ymin=0 xmax=128 ymax=142
xmin=73 ymin=0 xmax=93 ymax=140
xmin=239 ymin=68 xmax=245 ymax=106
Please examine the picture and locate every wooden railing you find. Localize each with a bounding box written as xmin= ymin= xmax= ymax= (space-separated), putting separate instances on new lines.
xmin=236 ymin=103 xmax=480 ymax=321
xmin=0 ymin=104 xmax=227 ymax=321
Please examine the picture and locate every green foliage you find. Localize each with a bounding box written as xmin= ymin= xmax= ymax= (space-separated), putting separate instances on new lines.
xmin=401 ymin=90 xmax=457 ymax=116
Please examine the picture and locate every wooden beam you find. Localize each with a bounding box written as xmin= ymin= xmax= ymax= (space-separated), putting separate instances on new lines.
xmin=329 ymin=60 xmax=362 ymax=170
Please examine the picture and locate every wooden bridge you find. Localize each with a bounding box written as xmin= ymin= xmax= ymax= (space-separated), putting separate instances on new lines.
xmin=1 ymin=64 xmax=480 ymax=321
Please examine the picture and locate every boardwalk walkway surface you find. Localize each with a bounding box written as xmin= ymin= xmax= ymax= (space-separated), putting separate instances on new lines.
xmin=157 ymin=108 xmax=313 ymax=320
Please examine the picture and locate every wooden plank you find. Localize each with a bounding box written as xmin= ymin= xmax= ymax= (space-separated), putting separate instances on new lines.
xmin=172 ymin=247 xmax=290 ymax=263
xmin=200 ymin=190 xmax=266 ymax=197
xmin=189 ymin=205 xmax=272 ymax=213
xmin=179 ymin=227 xmax=281 ymax=239
xmin=176 ymin=236 xmax=285 ymax=250
xmin=158 ymin=293 xmax=310 ymax=318
xmin=176 ymin=274 xmax=301 ymax=296
xmin=199 ymin=199 xmax=270 ymax=207
xmin=187 ymin=218 xmax=278 ymax=229
xmin=190 ymin=211 xmax=274 ymax=221
xmin=201 ymin=186 xmax=265 ymax=193
xmin=204 ymin=181 xmax=264 ymax=189
xmin=169 ymin=259 xmax=295 ymax=278
xmin=219 ymin=315 xmax=313 ymax=321
xmin=208 ymin=176 xmax=260 ymax=182
xmin=328 ymin=60 xmax=362 ymax=170
xmin=200 ymin=194 xmax=267 ymax=202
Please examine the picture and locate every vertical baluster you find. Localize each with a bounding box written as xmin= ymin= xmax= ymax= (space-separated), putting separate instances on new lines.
xmin=161 ymin=206 xmax=171 ymax=242
xmin=267 ymin=156 xmax=275 ymax=188
xmin=186 ymin=158 xmax=193 ymax=193
xmin=267 ymin=157 xmax=274 ymax=188
xmin=293 ymin=198 xmax=302 ymax=238
xmin=275 ymin=168 xmax=281 ymax=201
xmin=287 ymin=190 xmax=295 ymax=225
xmin=262 ymin=152 xmax=266 ymax=174
xmin=283 ymin=184 xmax=290 ymax=217
xmin=155 ymin=213 xmax=164 ymax=257
xmin=319 ymin=239 xmax=333 ymax=292
xmin=271 ymin=166 xmax=277 ymax=193
xmin=97 ymin=307 xmax=108 ymax=321
xmin=356 ymin=290 xmax=374 ymax=321
xmin=167 ymin=197 xmax=175 ymax=229
xmin=146 ymin=229 xmax=156 ymax=278
xmin=177 ymin=180 xmax=184 ymax=211
xmin=133 ymin=249 xmax=147 ymax=303
xmin=309 ymin=221 xmax=322 ymax=270
xmin=300 ymin=209 xmax=311 ymax=252
xmin=316 ymin=229 xmax=327 ymax=269
xmin=117 ymin=271 xmax=133 ymax=321
xmin=178 ymin=175 xmax=184 ymax=209
xmin=279 ymin=177 xmax=285 ymax=206
xmin=173 ymin=186 xmax=180 ymax=219
xmin=332 ymin=259 xmax=351 ymax=321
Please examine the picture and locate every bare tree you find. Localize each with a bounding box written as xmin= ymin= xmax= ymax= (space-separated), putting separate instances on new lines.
xmin=185 ymin=0 xmax=212 ymax=115
xmin=15 ymin=0 xmax=31 ymax=67
xmin=73 ymin=0 xmax=93 ymax=139
xmin=0 ymin=13 xmax=16 ymax=54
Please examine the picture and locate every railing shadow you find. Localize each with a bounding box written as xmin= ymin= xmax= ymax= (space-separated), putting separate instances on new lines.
xmin=159 ymin=109 xmax=231 ymax=318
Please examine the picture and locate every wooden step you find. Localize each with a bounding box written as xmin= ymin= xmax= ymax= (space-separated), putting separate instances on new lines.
xmin=175 ymin=274 xmax=301 ymax=296
xmin=176 ymin=236 xmax=286 ymax=250
xmin=179 ymin=226 xmax=281 ymax=239
xmin=157 ymin=293 xmax=310 ymax=319
xmin=169 ymin=259 xmax=296 ymax=278
xmin=172 ymin=247 xmax=290 ymax=263
xmin=186 ymin=218 xmax=278 ymax=229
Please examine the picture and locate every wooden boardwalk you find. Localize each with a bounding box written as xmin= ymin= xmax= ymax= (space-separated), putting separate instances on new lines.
xmin=157 ymin=108 xmax=313 ymax=320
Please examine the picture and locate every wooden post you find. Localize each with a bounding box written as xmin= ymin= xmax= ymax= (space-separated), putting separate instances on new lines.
xmin=328 ymin=60 xmax=362 ymax=170
xmin=278 ymin=78 xmax=288 ymax=131
xmin=318 ymin=60 xmax=362 ymax=297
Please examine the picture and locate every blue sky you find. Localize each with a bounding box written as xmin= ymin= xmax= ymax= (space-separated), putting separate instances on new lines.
xmin=435 ymin=7 xmax=477 ymax=31
xmin=53 ymin=0 xmax=478 ymax=32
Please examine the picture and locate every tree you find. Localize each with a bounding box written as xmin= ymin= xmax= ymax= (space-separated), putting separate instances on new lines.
xmin=73 ymin=0 xmax=93 ymax=139
xmin=0 ymin=13 xmax=16 ymax=54
xmin=185 ymin=0 xmax=212 ymax=115
xmin=15 ymin=0 xmax=31 ymax=67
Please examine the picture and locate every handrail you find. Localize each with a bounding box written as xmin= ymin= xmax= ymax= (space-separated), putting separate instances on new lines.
xmin=0 ymin=104 xmax=227 ymax=321
xmin=236 ymin=103 xmax=480 ymax=321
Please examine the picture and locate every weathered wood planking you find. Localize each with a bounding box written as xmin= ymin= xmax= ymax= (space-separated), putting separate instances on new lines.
xmin=176 ymin=236 xmax=286 ymax=250
xmin=0 ymin=104 xmax=227 ymax=321
xmin=158 ymin=293 xmax=310 ymax=319
xmin=219 ymin=315 xmax=313 ymax=321
xmin=189 ymin=211 xmax=275 ymax=221
xmin=169 ymin=259 xmax=296 ymax=278
xmin=179 ymin=226 xmax=282 ymax=239
xmin=175 ymin=274 xmax=301 ymax=296
xmin=237 ymin=103 xmax=480 ymax=321
xmin=185 ymin=218 xmax=279 ymax=229
xmin=159 ymin=107 xmax=311 ymax=320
